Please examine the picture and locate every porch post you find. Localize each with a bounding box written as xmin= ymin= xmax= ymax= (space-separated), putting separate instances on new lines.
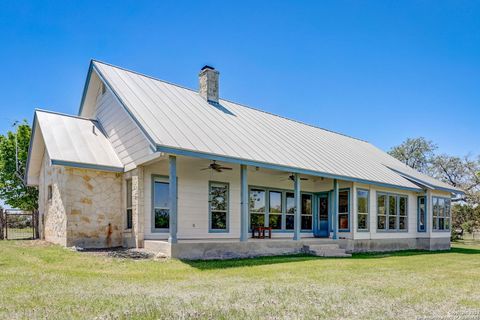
xmin=168 ymin=155 xmax=178 ymax=244
xmin=293 ymin=173 xmax=301 ymax=240
xmin=332 ymin=179 xmax=338 ymax=240
xmin=132 ymin=166 xmax=145 ymax=248
xmin=240 ymin=165 xmax=248 ymax=241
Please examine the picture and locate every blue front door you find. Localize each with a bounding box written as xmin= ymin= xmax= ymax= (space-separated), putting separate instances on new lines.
xmin=316 ymin=193 xmax=329 ymax=237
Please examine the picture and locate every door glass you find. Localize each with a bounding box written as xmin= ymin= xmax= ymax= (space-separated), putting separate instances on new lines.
xmin=319 ymin=196 xmax=328 ymax=220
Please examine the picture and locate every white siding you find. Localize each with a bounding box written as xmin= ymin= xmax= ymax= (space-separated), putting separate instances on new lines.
xmin=95 ymin=90 xmax=152 ymax=169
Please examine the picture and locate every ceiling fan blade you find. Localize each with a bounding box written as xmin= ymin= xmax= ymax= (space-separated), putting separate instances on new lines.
xmin=215 ymin=168 xmax=222 ymax=173
xmin=200 ymin=168 xmax=211 ymax=171
xmin=217 ymin=167 xmax=232 ymax=170
xmin=301 ymin=178 xmax=308 ymax=181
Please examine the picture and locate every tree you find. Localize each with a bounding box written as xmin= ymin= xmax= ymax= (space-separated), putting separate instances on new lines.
xmin=388 ymin=137 xmax=437 ymax=173
xmin=0 ymin=121 xmax=38 ymax=211
xmin=429 ymin=155 xmax=480 ymax=203
xmin=451 ymin=204 xmax=480 ymax=239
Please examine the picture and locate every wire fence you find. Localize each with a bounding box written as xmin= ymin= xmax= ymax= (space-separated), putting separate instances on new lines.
xmin=0 ymin=209 xmax=38 ymax=240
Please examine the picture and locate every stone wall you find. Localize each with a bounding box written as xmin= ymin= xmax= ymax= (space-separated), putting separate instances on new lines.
xmin=38 ymin=152 xmax=123 ymax=248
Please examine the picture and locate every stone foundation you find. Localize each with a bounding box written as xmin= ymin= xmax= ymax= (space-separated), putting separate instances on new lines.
xmin=346 ymin=237 xmax=450 ymax=253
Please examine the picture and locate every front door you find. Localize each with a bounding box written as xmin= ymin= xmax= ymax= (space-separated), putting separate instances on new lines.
xmin=316 ymin=193 xmax=329 ymax=237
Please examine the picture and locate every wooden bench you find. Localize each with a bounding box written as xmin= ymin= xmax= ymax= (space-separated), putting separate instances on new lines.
xmin=252 ymin=226 xmax=272 ymax=239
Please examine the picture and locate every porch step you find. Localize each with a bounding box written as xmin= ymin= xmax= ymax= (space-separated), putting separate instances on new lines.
xmin=305 ymin=244 xmax=351 ymax=258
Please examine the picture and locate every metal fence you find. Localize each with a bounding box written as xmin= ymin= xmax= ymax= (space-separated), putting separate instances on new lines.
xmin=0 ymin=209 xmax=38 ymax=240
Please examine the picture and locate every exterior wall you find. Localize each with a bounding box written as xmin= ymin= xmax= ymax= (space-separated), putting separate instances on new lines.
xmin=142 ymin=156 xmax=352 ymax=241
xmin=38 ymin=152 xmax=123 ymax=248
xmin=94 ymin=89 xmax=152 ymax=169
xmin=38 ymin=152 xmax=68 ymax=246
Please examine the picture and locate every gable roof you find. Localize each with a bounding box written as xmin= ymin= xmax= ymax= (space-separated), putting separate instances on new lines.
xmin=85 ymin=60 xmax=461 ymax=194
xmin=26 ymin=110 xmax=123 ymax=185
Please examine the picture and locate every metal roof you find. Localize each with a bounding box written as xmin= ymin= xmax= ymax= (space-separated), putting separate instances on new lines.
xmin=31 ymin=110 xmax=123 ymax=174
xmin=87 ymin=60 xmax=460 ymax=193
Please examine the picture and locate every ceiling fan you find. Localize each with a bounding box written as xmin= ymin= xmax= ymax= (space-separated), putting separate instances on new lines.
xmin=281 ymin=174 xmax=308 ymax=182
xmin=200 ymin=161 xmax=233 ymax=173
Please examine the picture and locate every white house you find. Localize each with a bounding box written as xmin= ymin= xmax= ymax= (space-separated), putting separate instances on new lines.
xmin=25 ymin=61 xmax=462 ymax=259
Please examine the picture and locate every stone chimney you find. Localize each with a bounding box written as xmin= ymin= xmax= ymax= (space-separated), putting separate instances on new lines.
xmin=199 ymin=65 xmax=219 ymax=103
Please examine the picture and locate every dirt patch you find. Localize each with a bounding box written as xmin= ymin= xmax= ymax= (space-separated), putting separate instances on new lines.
xmin=72 ymin=247 xmax=156 ymax=260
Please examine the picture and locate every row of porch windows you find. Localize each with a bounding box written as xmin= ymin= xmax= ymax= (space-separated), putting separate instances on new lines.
xmin=125 ymin=177 xmax=450 ymax=233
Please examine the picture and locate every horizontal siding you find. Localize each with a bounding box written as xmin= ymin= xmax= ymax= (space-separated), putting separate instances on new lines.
xmin=95 ymin=90 xmax=151 ymax=168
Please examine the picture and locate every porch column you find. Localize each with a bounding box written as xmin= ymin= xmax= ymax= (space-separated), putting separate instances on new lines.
xmin=332 ymin=179 xmax=339 ymax=240
xmin=240 ymin=165 xmax=248 ymax=241
xmin=293 ymin=173 xmax=301 ymax=240
xmin=168 ymin=155 xmax=178 ymax=244
xmin=132 ymin=166 xmax=145 ymax=248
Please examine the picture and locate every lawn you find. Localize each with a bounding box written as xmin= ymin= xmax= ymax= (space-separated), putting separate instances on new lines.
xmin=1 ymin=241 xmax=480 ymax=319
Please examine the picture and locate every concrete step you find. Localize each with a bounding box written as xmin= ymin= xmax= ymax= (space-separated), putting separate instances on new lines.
xmin=144 ymin=240 xmax=171 ymax=256
xmin=305 ymin=244 xmax=351 ymax=258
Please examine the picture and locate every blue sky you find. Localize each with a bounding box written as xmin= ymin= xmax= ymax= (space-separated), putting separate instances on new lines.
xmin=0 ymin=1 xmax=479 ymax=156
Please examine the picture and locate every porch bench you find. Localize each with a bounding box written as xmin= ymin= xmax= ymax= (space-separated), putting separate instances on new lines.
xmin=252 ymin=226 xmax=272 ymax=239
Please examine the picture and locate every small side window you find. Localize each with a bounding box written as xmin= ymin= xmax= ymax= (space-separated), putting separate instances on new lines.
xmin=47 ymin=185 xmax=53 ymax=201
xmin=126 ymin=179 xmax=133 ymax=230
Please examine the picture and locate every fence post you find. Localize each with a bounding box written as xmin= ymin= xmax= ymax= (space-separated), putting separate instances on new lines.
xmin=34 ymin=210 xmax=39 ymax=239
xmin=0 ymin=209 xmax=4 ymax=240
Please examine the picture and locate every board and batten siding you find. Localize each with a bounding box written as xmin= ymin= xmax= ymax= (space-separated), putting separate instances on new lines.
xmin=94 ymin=90 xmax=152 ymax=168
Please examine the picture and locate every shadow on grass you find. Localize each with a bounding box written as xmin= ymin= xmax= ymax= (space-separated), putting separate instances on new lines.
xmin=183 ymin=246 xmax=480 ymax=270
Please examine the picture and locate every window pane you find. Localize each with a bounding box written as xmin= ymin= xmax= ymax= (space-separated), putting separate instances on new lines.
xmin=339 ymin=214 xmax=349 ymax=230
xmin=211 ymin=211 xmax=227 ymax=230
xmin=302 ymin=215 xmax=312 ymax=230
xmin=126 ymin=208 xmax=133 ymax=229
xmin=286 ymin=192 xmax=295 ymax=214
xmin=445 ymin=218 xmax=450 ymax=230
xmin=378 ymin=215 xmax=386 ymax=229
xmin=302 ymin=194 xmax=312 ymax=215
xmin=250 ymin=213 xmax=265 ymax=228
xmin=433 ymin=197 xmax=439 ymax=217
xmin=445 ymin=200 xmax=451 ymax=217
xmin=399 ymin=217 xmax=406 ymax=230
xmin=319 ymin=196 xmax=328 ymax=219
xmin=433 ymin=217 xmax=437 ymax=230
xmin=388 ymin=216 xmax=397 ymax=230
xmin=339 ymin=191 xmax=349 ymax=213
xmin=210 ymin=184 xmax=228 ymax=211
xmin=269 ymin=214 xmax=282 ymax=229
xmin=358 ymin=214 xmax=367 ymax=230
xmin=269 ymin=191 xmax=282 ymax=213
xmin=377 ymin=195 xmax=386 ymax=215
xmin=357 ymin=190 xmax=368 ymax=214
xmin=154 ymin=181 xmax=169 ymax=208
xmin=126 ymin=179 xmax=132 ymax=208
xmin=438 ymin=198 xmax=445 ymax=217
xmin=399 ymin=197 xmax=407 ymax=216
xmin=389 ymin=196 xmax=397 ymax=216
xmin=439 ymin=217 xmax=445 ymax=230
xmin=250 ymin=189 xmax=266 ymax=212
xmin=154 ymin=208 xmax=169 ymax=229
xmin=286 ymin=215 xmax=295 ymax=230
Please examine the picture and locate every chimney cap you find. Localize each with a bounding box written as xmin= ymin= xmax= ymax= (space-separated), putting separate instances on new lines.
xmin=201 ymin=65 xmax=215 ymax=71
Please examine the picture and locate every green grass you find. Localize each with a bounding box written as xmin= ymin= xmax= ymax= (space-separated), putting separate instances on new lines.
xmin=1 ymin=241 xmax=480 ymax=319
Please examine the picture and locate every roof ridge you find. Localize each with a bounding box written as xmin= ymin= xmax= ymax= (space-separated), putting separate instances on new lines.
xmin=35 ymin=108 xmax=96 ymax=122
xmin=91 ymin=60 xmax=368 ymax=144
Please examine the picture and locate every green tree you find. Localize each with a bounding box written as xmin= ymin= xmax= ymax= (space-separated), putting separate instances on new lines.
xmin=0 ymin=121 xmax=38 ymax=211
xmin=388 ymin=137 xmax=437 ymax=173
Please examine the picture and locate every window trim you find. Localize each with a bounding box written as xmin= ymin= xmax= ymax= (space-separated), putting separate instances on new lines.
xmin=356 ymin=188 xmax=369 ymax=232
xmin=126 ymin=179 xmax=133 ymax=230
xmin=432 ymin=196 xmax=451 ymax=232
xmin=376 ymin=192 xmax=409 ymax=232
xmin=208 ymin=181 xmax=230 ymax=233
xmin=417 ymin=195 xmax=427 ymax=233
xmin=338 ymin=188 xmax=351 ymax=232
xmin=248 ymin=185 xmax=314 ymax=233
xmin=151 ymin=174 xmax=170 ymax=233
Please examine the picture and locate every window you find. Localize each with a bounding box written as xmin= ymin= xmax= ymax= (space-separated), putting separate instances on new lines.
xmin=377 ymin=193 xmax=408 ymax=231
xmin=286 ymin=192 xmax=295 ymax=230
xmin=47 ymin=185 xmax=53 ymax=201
xmin=153 ymin=178 xmax=169 ymax=230
xmin=269 ymin=191 xmax=283 ymax=229
xmin=338 ymin=190 xmax=350 ymax=231
xmin=357 ymin=189 xmax=369 ymax=231
xmin=301 ymin=194 xmax=312 ymax=230
xmin=250 ymin=189 xmax=266 ymax=228
xmin=209 ymin=182 xmax=229 ymax=232
xmin=126 ymin=179 xmax=133 ymax=229
xmin=417 ymin=196 xmax=426 ymax=232
xmin=432 ymin=197 xmax=451 ymax=231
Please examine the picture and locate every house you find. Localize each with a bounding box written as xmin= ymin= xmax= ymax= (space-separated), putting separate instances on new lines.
xmin=25 ymin=61 xmax=462 ymax=259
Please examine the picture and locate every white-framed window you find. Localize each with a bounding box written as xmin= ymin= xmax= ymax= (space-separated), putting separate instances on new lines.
xmin=286 ymin=192 xmax=295 ymax=230
xmin=338 ymin=190 xmax=350 ymax=231
xmin=357 ymin=189 xmax=369 ymax=231
xmin=301 ymin=194 xmax=312 ymax=230
xmin=152 ymin=176 xmax=169 ymax=231
xmin=377 ymin=193 xmax=408 ymax=232
xmin=209 ymin=182 xmax=229 ymax=232
xmin=417 ymin=196 xmax=426 ymax=232
xmin=126 ymin=179 xmax=133 ymax=230
xmin=432 ymin=197 xmax=451 ymax=231
xmin=47 ymin=185 xmax=52 ymax=201
xmin=250 ymin=188 xmax=266 ymax=228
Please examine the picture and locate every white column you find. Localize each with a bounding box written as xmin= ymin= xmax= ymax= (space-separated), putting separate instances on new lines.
xmin=332 ymin=179 xmax=339 ymax=240
xmin=293 ymin=173 xmax=301 ymax=240
xmin=168 ymin=156 xmax=178 ymax=244
xmin=240 ymin=165 xmax=248 ymax=241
